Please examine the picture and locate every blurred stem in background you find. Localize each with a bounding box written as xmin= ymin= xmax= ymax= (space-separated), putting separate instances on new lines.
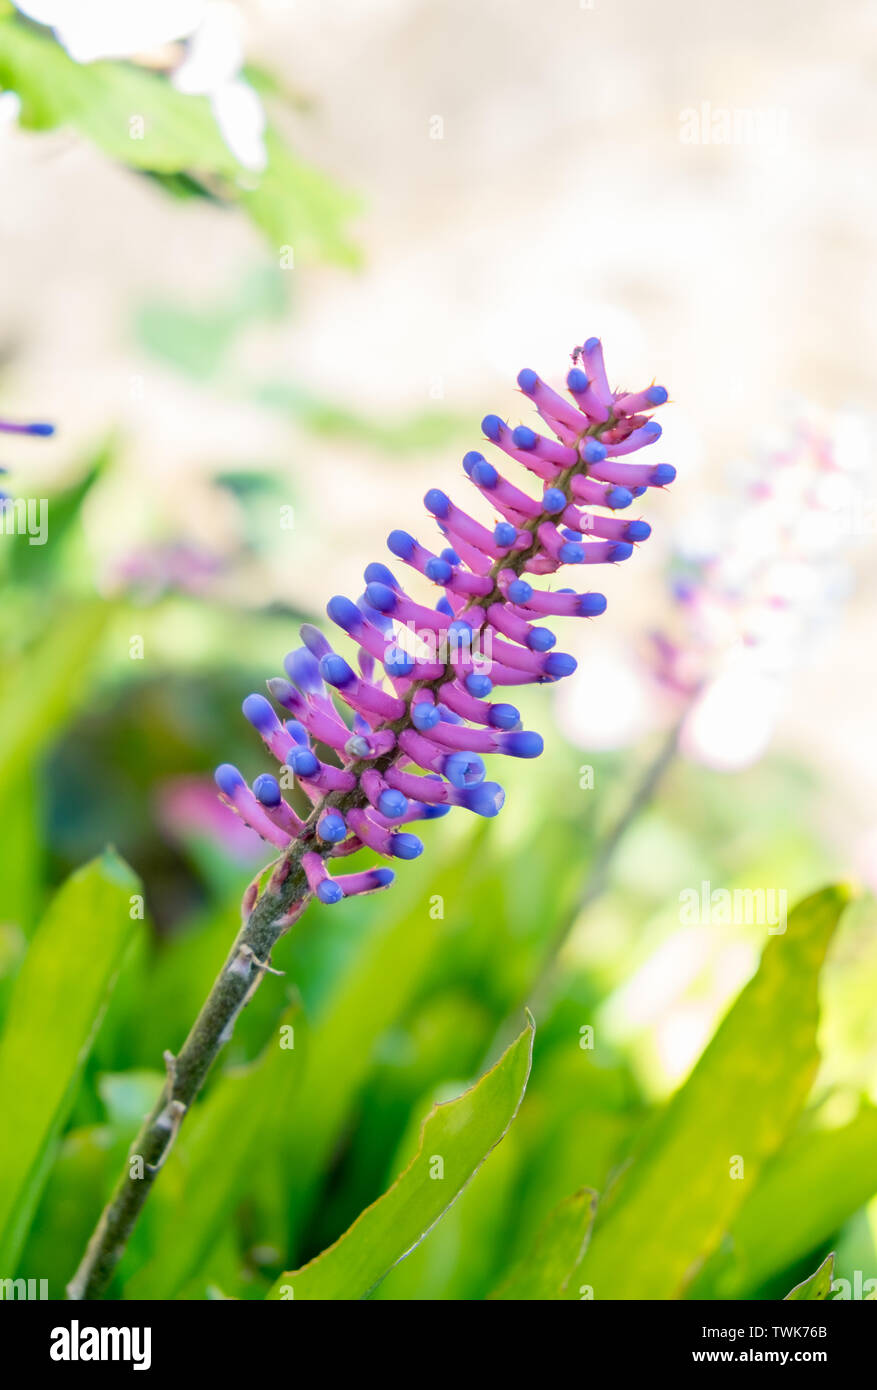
xmin=487 ymin=716 xmax=686 ymax=1059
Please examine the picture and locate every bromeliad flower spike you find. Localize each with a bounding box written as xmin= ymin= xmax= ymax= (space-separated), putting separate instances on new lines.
xmin=216 ymin=339 xmax=675 ymax=912
xmin=68 ymin=337 xmax=675 ymax=1301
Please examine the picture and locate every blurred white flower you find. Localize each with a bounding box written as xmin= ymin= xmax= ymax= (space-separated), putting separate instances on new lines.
xmin=0 ymin=91 xmax=22 ymax=131
xmin=555 ymin=635 xmax=655 ymax=751
xmin=172 ymin=3 xmax=267 ymax=172
xmin=11 ymin=0 xmax=267 ymax=172
xmin=679 ymin=664 xmax=782 ymax=772
xmin=12 ymin=1 xmax=207 ymax=63
xmin=556 ymin=416 xmax=862 ymax=772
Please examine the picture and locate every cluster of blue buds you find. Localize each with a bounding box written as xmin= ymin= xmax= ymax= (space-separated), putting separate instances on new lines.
xmin=216 ymin=339 xmax=674 ymax=907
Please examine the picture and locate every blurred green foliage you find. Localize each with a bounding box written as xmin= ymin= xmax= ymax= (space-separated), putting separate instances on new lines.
xmin=1 ymin=429 xmax=875 ymax=1301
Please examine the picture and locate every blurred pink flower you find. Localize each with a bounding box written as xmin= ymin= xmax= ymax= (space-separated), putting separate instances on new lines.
xmin=157 ymin=776 xmax=266 ymax=863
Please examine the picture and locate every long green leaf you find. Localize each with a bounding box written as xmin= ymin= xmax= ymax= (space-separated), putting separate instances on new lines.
xmin=267 ymin=1015 xmax=535 ymax=1300
xmin=281 ymin=847 xmax=477 ymax=1241
xmin=572 ymin=885 xmax=850 ymax=1299
xmin=694 ymin=1103 xmax=877 ymax=1297
xmin=785 ymin=1253 xmax=835 ymax=1301
xmin=0 ymin=850 xmax=141 ymax=1270
xmin=492 ymin=1189 xmax=596 ymax=1300
xmin=0 ymin=600 xmax=111 ymax=807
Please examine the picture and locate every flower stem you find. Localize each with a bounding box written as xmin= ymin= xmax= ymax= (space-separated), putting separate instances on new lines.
xmin=67 ymin=852 xmax=309 ymax=1300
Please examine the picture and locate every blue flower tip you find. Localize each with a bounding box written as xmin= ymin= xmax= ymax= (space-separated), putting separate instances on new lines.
xmin=493 ymin=522 xmax=517 ymax=547
xmin=481 ymin=413 xmax=503 ymax=441
xmin=651 ymin=464 xmax=676 ymax=486
xmin=318 ymin=813 xmax=347 ymax=843
xmin=646 ymin=385 xmax=668 ymax=405
xmin=214 ymin=763 xmax=243 ymax=797
xmin=378 ymin=789 xmax=408 ymax=819
xmin=583 ymin=336 xmax=601 ymax=352
xmin=488 ymin=702 xmax=521 ymax=731
xmin=425 ymin=556 xmax=453 ymax=584
xmin=253 ymin=773 xmax=281 ymax=807
xmin=412 ymin=701 xmax=441 ymax=731
xmin=242 ymin=693 xmax=276 ymax=731
xmin=528 ymin=627 xmax=556 ymax=652
xmin=444 ymin=751 xmax=486 ymax=788
xmin=288 ymin=747 xmax=320 ymax=779
xmin=465 ymin=672 xmax=493 ymax=698
xmin=567 ymin=368 xmax=589 ymax=392
xmin=472 ymin=459 xmax=498 ymax=489
xmin=317 ymin=880 xmax=345 ymax=905
xmin=363 ymin=561 xmax=397 ymax=588
xmin=392 ymin=832 xmax=423 ymax=860
xmin=511 ymin=424 xmax=537 ymax=450
xmin=387 ymin=529 xmax=415 ymax=559
xmin=542 ymin=487 xmax=566 ymax=513
xmin=320 ymin=653 xmax=354 ymax=687
xmin=582 ymin=439 xmax=608 ymax=464
xmin=506 ymin=579 xmax=530 ymax=605
xmin=461 ymin=781 xmax=505 ymax=817
xmin=610 ymin=541 xmax=634 ymax=562
xmin=559 ymin=541 xmax=585 ymax=564
xmin=516 ymin=368 xmax=539 ymax=394
xmin=606 ymin=486 xmax=633 ymax=510
xmin=578 ymin=592 xmax=608 ymax=617
xmin=364 ymin=580 xmax=397 ymax=613
xmin=384 ymin=645 xmax=415 ymax=678
xmin=544 ymin=652 xmax=577 ymax=679
xmin=503 ymin=730 xmax=544 ymax=759
xmin=326 ymin=595 xmax=361 ymax=631
xmin=462 ymin=450 xmax=483 ymax=475
xmin=424 ymin=487 xmax=450 ymax=518
xmin=625 ymin=520 xmax=651 ymax=542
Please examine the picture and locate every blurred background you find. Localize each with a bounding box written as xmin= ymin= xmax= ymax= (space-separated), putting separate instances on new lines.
xmin=1 ymin=0 xmax=876 ymax=1301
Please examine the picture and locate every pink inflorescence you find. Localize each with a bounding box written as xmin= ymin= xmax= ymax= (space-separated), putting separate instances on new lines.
xmin=215 ymin=339 xmax=675 ymax=907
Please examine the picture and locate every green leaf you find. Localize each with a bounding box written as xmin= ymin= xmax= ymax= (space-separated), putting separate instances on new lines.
xmin=0 ymin=600 xmax=112 ymax=808
xmin=492 ymin=1189 xmax=596 ymax=1300
xmin=240 ymin=128 xmax=361 ymax=269
xmin=267 ymin=1015 xmax=535 ymax=1300
xmin=573 ymin=885 xmax=850 ymax=1300
xmin=254 ymin=380 xmax=469 ymax=454
xmin=785 ymin=1253 xmax=835 ymax=1301
xmin=0 ymin=21 xmax=358 ymax=264
xmin=693 ymin=1103 xmax=877 ymax=1297
xmin=125 ymin=1005 xmax=304 ymax=1298
xmin=280 ymin=848 xmax=478 ymax=1242
xmin=0 ymin=850 xmax=141 ymax=1271
xmin=0 ymin=20 xmax=239 ymax=173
